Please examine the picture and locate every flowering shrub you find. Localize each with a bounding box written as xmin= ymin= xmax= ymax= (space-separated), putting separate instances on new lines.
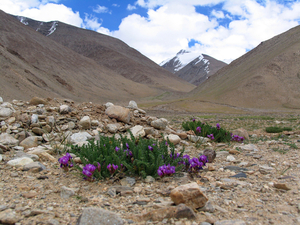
xmin=69 ymin=132 xmax=184 ymax=180
xmin=157 ymin=164 xmax=176 ymax=177
xmin=182 ymin=119 xmax=240 ymax=143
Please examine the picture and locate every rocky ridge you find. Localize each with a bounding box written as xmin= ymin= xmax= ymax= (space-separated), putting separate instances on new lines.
xmin=0 ymin=96 xmax=300 ymax=225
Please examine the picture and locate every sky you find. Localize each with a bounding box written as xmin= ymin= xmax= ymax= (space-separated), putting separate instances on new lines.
xmin=1 ymin=0 xmax=300 ymax=64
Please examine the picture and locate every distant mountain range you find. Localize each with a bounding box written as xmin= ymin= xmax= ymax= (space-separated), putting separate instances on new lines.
xmin=160 ymin=50 xmax=227 ymax=85
xmin=1 ymin=9 xmax=300 ymax=111
xmin=0 ymin=10 xmax=195 ymax=103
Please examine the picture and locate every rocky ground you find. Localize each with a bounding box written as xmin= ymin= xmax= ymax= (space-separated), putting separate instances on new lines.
xmin=0 ymin=96 xmax=300 ymax=225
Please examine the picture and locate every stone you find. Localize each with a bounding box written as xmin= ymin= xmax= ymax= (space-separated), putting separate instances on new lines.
xmin=177 ymin=132 xmax=188 ymax=140
xmin=105 ymin=105 xmax=131 ymax=124
xmin=77 ymin=207 xmax=124 ymax=225
xmin=38 ymin=152 xmax=57 ymax=163
xmin=0 ymin=133 xmax=19 ymax=146
xmin=79 ymin=116 xmax=91 ymax=129
xmin=46 ymin=116 xmax=55 ymax=127
xmin=20 ymin=136 xmax=39 ymax=149
xmin=224 ymin=166 xmax=248 ymax=172
xmin=128 ymin=100 xmax=138 ymax=109
xmin=70 ymin=132 xmax=92 ymax=144
xmin=7 ymin=157 xmax=34 ymax=167
xmin=170 ymin=182 xmax=208 ymax=209
xmin=151 ymin=118 xmax=168 ymax=130
xmin=32 ymin=127 xmax=44 ymax=135
xmin=214 ymin=220 xmax=246 ymax=225
xmin=229 ymin=149 xmax=240 ymax=154
xmin=23 ymin=162 xmax=46 ymax=171
xmin=199 ymin=201 xmax=215 ymax=213
xmin=230 ymin=172 xmax=247 ymax=178
xmin=130 ymin=125 xmax=145 ymax=138
xmin=60 ymin=186 xmax=77 ymax=199
xmin=188 ymin=135 xmax=208 ymax=143
xmin=274 ymin=183 xmax=291 ymax=190
xmin=0 ymin=107 xmax=13 ymax=118
xmin=107 ymin=123 xmax=121 ymax=133
xmin=29 ymin=97 xmax=48 ymax=105
xmin=239 ymin=144 xmax=259 ymax=152
xmin=31 ymin=114 xmax=39 ymax=124
xmin=259 ymin=165 xmax=275 ymax=174
xmin=120 ymin=177 xmax=136 ymax=187
xmin=145 ymin=176 xmax=155 ymax=183
xmin=59 ymin=105 xmax=71 ymax=114
xmin=226 ymin=155 xmax=236 ymax=162
xmin=0 ymin=155 xmax=2 ymax=162
xmin=22 ymin=191 xmax=38 ymax=198
xmin=0 ymin=97 xmax=2 ymax=103
xmin=104 ymin=102 xmax=114 ymax=108
xmin=231 ymin=128 xmax=249 ymax=140
xmin=131 ymin=204 xmax=196 ymax=222
xmin=6 ymin=117 xmax=16 ymax=124
xmin=165 ymin=134 xmax=181 ymax=145
xmin=0 ymin=209 xmax=20 ymax=224
xmin=203 ymin=149 xmax=216 ymax=163
xmin=15 ymin=152 xmax=39 ymax=161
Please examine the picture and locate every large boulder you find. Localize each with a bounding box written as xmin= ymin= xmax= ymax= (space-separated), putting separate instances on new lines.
xmin=150 ymin=118 xmax=168 ymax=130
xmin=79 ymin=116 xmax=91 ymax=130
xmin=105 ymin=105 xmax=130 ymax=124
xmin=170 ymin=182 xmax=208 ymax=210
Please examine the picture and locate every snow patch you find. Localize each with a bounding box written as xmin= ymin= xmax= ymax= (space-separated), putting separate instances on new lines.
xmin=18 ymin=16 xmax=28 ymax=25
xmin=47 ymin=21 xmax=58 ymax=36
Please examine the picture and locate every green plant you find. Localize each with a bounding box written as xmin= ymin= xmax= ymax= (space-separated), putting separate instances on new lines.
xmin=182 ymin=120 xmax=233 ymax=143
xmin=266 ymin=126 xmax=292 ymax=133
xmin=286 ymin=143 xmax=298 ymax=149
xmin=272 ymin=147 xmax=288 ymax=154
xmin=69 ymin=132 xmax=184 ymax=179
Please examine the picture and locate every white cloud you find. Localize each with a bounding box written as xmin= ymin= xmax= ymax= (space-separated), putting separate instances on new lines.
xmin=127 ymin=4 xmax=137 ymax=10
xmin=0 ymin=0 xmax=83 ymax=27
xmin=93 ymin=5 xmax=110 ymax=14
xmin=113 ymin=0 xmax=300 ymax=64
xmin=83 ymin=14 xmax=111 ymax=35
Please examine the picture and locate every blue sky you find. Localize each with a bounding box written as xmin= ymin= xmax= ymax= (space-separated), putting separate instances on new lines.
xmin=1 ymin=0 xmax=300 ymax=64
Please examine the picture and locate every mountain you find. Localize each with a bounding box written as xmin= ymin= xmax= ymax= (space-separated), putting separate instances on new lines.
xmin=14 ymin=15 xmax=195 ymax=92
xmin=189 ymin=25 xmax=300 ymax=110
xmin=160 ymin=50 xmax=227 ymax=86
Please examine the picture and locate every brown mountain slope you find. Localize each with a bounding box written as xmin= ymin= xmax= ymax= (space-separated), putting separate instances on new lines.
xmin=189 ymin=25 xmax=300 ymax=110
xmin=15 ymin=16 xmax=195 ymax=92
xmin=0 ymin=10 xmax=158 ymax=102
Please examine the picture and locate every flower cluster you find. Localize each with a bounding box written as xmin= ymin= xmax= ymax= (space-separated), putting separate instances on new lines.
xmin=207 ymin=133 xmax=215 ymax=140
xmin=231 ymin=135 xmax=245 ymax=142
xmin=58 ymin=153 xmax=73 ymax=171
xmin=157 ymin=164 xmax=176 ymax=177
xmin=82 ymin=163 xmax=101 ymax=181
xmin=196 ymin=126 xmax=201 ymax=133
xmin=170 ymin=152 xmax=181 ymax=160
xmin=182 ymin=154 xmax=208 ymax=174
xmin=216 ymin=123 xmax=221 ymax=130
xmin=107 ymin=163 xmax=118 ymax=175
xmin=124 ymin=143 xmax=133 ymax=157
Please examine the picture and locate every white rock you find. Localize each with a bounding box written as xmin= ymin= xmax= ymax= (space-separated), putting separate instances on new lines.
xmin=128 ymin=100 xmax=138 ymax=109
xmin=60 ymin=186 xmax=77 ymax=199
xmin=226 ymin=155 xmax=236 ymax=162
xmin=188 ymin=135 xmax=208 ymax=143
xmin=0 ymin=107 xmax=13 ymax=118
xmin=104 ymin=102 xmax=114 ymax=108
xmin=31 ymin=114 xmax=39 ymax=124
xmin=0 ymin=133 xmax=19 ymax=145
xmin=165 ymin=134 xmax=181 ymax=145
xmin=151 ymin=118 xmax=168 ymax=130
xmin=79 ymin=116 xmax=91 ymax=130
xmin=7 ymin=157 xmax=34 ymax=167
xmin=0 ymin=155 xmax=2 ymax=162
xmin=59 ymin=105 xmax=71 ymax=114
xmin=0 ymin=97 xmax=3 ymax=103
xmin=130 ymin=125 xmax=145 ymax=138
xmin=107 ymin=123 xmax=121 ymax=133
xmin=70 ymin=132 xmax=92 ymax=144
xmin=239 ymin=144 xmax=259 ymax=152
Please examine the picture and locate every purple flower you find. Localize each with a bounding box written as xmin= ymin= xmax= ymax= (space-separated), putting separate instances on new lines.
xmin=82 ymin=169 xmax=92 ymax=177
xmin=216 ymin=123 xmax=220 ymax=130
xmin=65 ymin=152 xmax=72 ymax=160
xmin=107 ymin=163 xmax=118 ymax=175
xmin=115 ymin=147 xmax=120 ymax=152
xmin=83 ymin=164 xmax=96 ymax=173
xmin=207 ymin=134 xmax=214 ymax=140
xmin=199 ymin=155 xmax=208 ymax=164
xmin=59 ymin=156 xmax=69 ymax=167
xmin=192 ymin=118 xmax=196 ymax=122
xmin=196 ymin=126 xmax=201 ymax=133
xmin=170 ymin=152 xmax=180 ymax=159
xmin=148 ymin=145 xmax=154 ymax=151
xmin=157 ymin=164 xmax=176 ymax=177
xmin=126 ymin=143 xmax=130 ymax=149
